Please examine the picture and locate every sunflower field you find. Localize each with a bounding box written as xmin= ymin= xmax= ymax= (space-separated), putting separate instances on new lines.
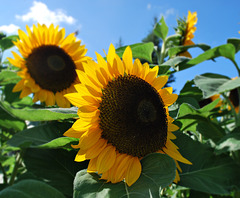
xmin=0 ymin=11 xmax=240 ymax=198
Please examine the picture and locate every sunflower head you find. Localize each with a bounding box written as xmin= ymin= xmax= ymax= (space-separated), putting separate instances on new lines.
xmin=175 ymin=11 xmax=197 ymax=58
xmin=8 ymin=23 xmax=89 ymax=107
xmin=64 ymin=44 xmax=191 ymax=186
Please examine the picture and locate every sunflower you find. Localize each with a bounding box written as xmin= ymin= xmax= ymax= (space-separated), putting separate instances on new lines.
xmin=64 ymin=44 xmax=191 ymax=186
xmin=175 ymin=11 xmax=197 ymax=58
xmin=8 ymin=23 xmax=88 ymax=107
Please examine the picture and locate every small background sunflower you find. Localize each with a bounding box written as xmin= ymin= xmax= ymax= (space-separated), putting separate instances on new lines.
xmin=8 ymin=23 xmax=89 ymax=107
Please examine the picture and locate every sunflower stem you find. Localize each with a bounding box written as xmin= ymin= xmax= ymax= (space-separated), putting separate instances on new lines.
xmin=9 ymin=149 xmax=24 ymax=186
xmin=159 ymin=39 xmax=167 ymax=65
xmin=232 ymin=60 xmax=240 ymax=77
xmin=222 ymin=93 xmax=239 ymax=127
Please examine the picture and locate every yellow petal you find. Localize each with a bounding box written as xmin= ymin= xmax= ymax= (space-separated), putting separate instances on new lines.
xmin=85 ymin=138 xmax=107 ymax=159
xmin=163 ymin=141 xmax=192 ymax=165
xmin=97 ymin=145 xmax=116 ymax=173
xmin=19 ymin=87 xmax=31 ymax=98
xmin=144 ymin=66 xmax=159 ymax=84
xmin=87 ymin=157 xmax=98 ymax=172
xmin=122 ymin=46 xmax=133 ymax=74
xmin=38 ymin=89 xmax=47 ymax=102
xmin=64 ymin=127 xmax=84 ymax=138
xmin=160 ymin=89 xmax=178 ymax=106
xmin=168 ymin=123 xmax=179 ymax=132
xmin=107 ymin=44 xmax=116 ymax=65
xmin=75 ymin=150 xmax=87 ymax=162
xmin=78 ymin=127 xmax=101 ymax=150
xmin=125 ymin=157 xmax=142 ymax=186
xmin=45 ymin=91 xmax=55 ymax=106
xmin=152 ymin=75 xmax=168 ymax=91
xmin=12 ymin=79 xmax=25 ymax=92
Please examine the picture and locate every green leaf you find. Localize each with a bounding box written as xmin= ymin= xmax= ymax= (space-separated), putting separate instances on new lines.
xmin=177 ymin=102 xmax=225 ymax=142
xmin=194 ymin=74 xmax=240 ymax=98
xmin=116 ymin=42 xmax=154 ymax=63
xmin=23 ymin=148 xmax=88 ymax=197
xmin=168 ymin=44 xmax=211 ymax=58
xmin=215 ymin=127 xmax=240 ymax=154
xmin=0 ymin=70 xmax=21 ymax=86
xmin=37 ymin=137 xmax=78 ymax=149
xmin=73 ymin=153 xmax=176 ymax=198
xmin=178 ymin=44 xmax=236 ymax=71
xmin=228 ymin=38 xmax=240 ymax=53
xmin=0 ymin=105 xmax=26 ymax=131
xmin=159 ymin=56 xmax=189 ymax=74
xmin=0 ymin=35 xmax=18 ymax=51
xmin=154 ymin=16 xmax=168 ymax=40
xmin=0 ymin=101 xmax=78 ymax=121
xmin=7 ymin=122 xmax=74 ymax=148
xmin=174 ymin=132 xmax=240 ymax=195
xmin=0 ymin=179 xmax=65 ymax=198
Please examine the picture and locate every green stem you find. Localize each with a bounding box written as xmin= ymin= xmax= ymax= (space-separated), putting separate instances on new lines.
xmin=222 ymin=93 xmax=239 ymax=127
xmin=9 ymin=150 xmax=24 ymax=186
xmin=233 ymin=60 xmax=240 ymax=77
xmin=159 ymin=39 xmax=166 ymax=65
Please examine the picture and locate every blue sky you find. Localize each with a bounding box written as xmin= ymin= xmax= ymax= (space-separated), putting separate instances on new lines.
xmin=0 ymin=0 xmax=240 ymax=93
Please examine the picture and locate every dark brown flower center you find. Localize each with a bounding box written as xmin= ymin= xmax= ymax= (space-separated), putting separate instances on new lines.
xmin=99 ymin=74 xmax=168 ymax=158
xmin=26 ymin=45 xmax=77 ymax=92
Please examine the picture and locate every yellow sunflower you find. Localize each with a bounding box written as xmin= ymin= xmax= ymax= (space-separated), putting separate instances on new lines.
xmin=8 ymin=23 xmax=88 ymax=107
xmin=176 ymin=11 xmax=197 ymax=58
xmin=64 ymin=44 xmax=191 ymax=186
xmin=183 ymin=11 xmax=197 ymax=46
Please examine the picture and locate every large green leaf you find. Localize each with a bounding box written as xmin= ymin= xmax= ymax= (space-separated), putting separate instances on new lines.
xmin=194 ymin=74 xmax=240 ymax=98
xmin=0 ymin=70 xmax=21 ymax=85
xmin=7 ymin=122 xmax=75 ymax=148
xmin=73 ymin=153 xmax=176 ymax=198
xmin=23 ymin=148 xmax=88 ymax=197
xmin=0 ymin=35 xmax=18 ymax=51
xmin=174 ymin=132 xmax=240 ymax=195
xmin=177 ymin=101 xmax=225 ymax=142
xmin=215 ymin=127 xmax=240 ymax=154
xmin=116 ymin=42 xmax=154 ymax=63
xmin=168 ymin=44 xmax=211 ymax=58
xmin=0 ymin=179 xmax=65 ymax=198
xmin=178 ymin=44 xmax=236 ymax=71
xmin=0 ymin=101 xmax=78 ymax=121
xmin=153 ymin=16 xmax=168 ymax=40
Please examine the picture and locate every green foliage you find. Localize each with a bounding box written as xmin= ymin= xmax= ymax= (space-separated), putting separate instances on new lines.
xmin=116 ymin=42 xmax=154 ymax=63
xmin=0 ymin=13 xmax=240 ymax=198
xmin=73 ymin=154 xmax=176 ymax=198
xmin=175 ymin=132 xmax=240 ymax=195
xmin=154 ymin=16 xmax=168 ymax=41
xmin=0 ymin=179 xmax=65 ymax=198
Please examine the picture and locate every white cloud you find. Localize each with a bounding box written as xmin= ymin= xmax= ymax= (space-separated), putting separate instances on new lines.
xmin=15 ymin=1 xmax=76 ymax=26
xmin=0 ymin=24 xmax=20 ymax=34
xmin=147 ymin=3 xmax=151 ymax=10
xmin=161 ymin=8 xmax=175 ymax=19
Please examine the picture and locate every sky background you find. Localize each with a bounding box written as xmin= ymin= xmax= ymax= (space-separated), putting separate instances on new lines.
xmin=0 ymin=0 xmax=240 ymax=94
